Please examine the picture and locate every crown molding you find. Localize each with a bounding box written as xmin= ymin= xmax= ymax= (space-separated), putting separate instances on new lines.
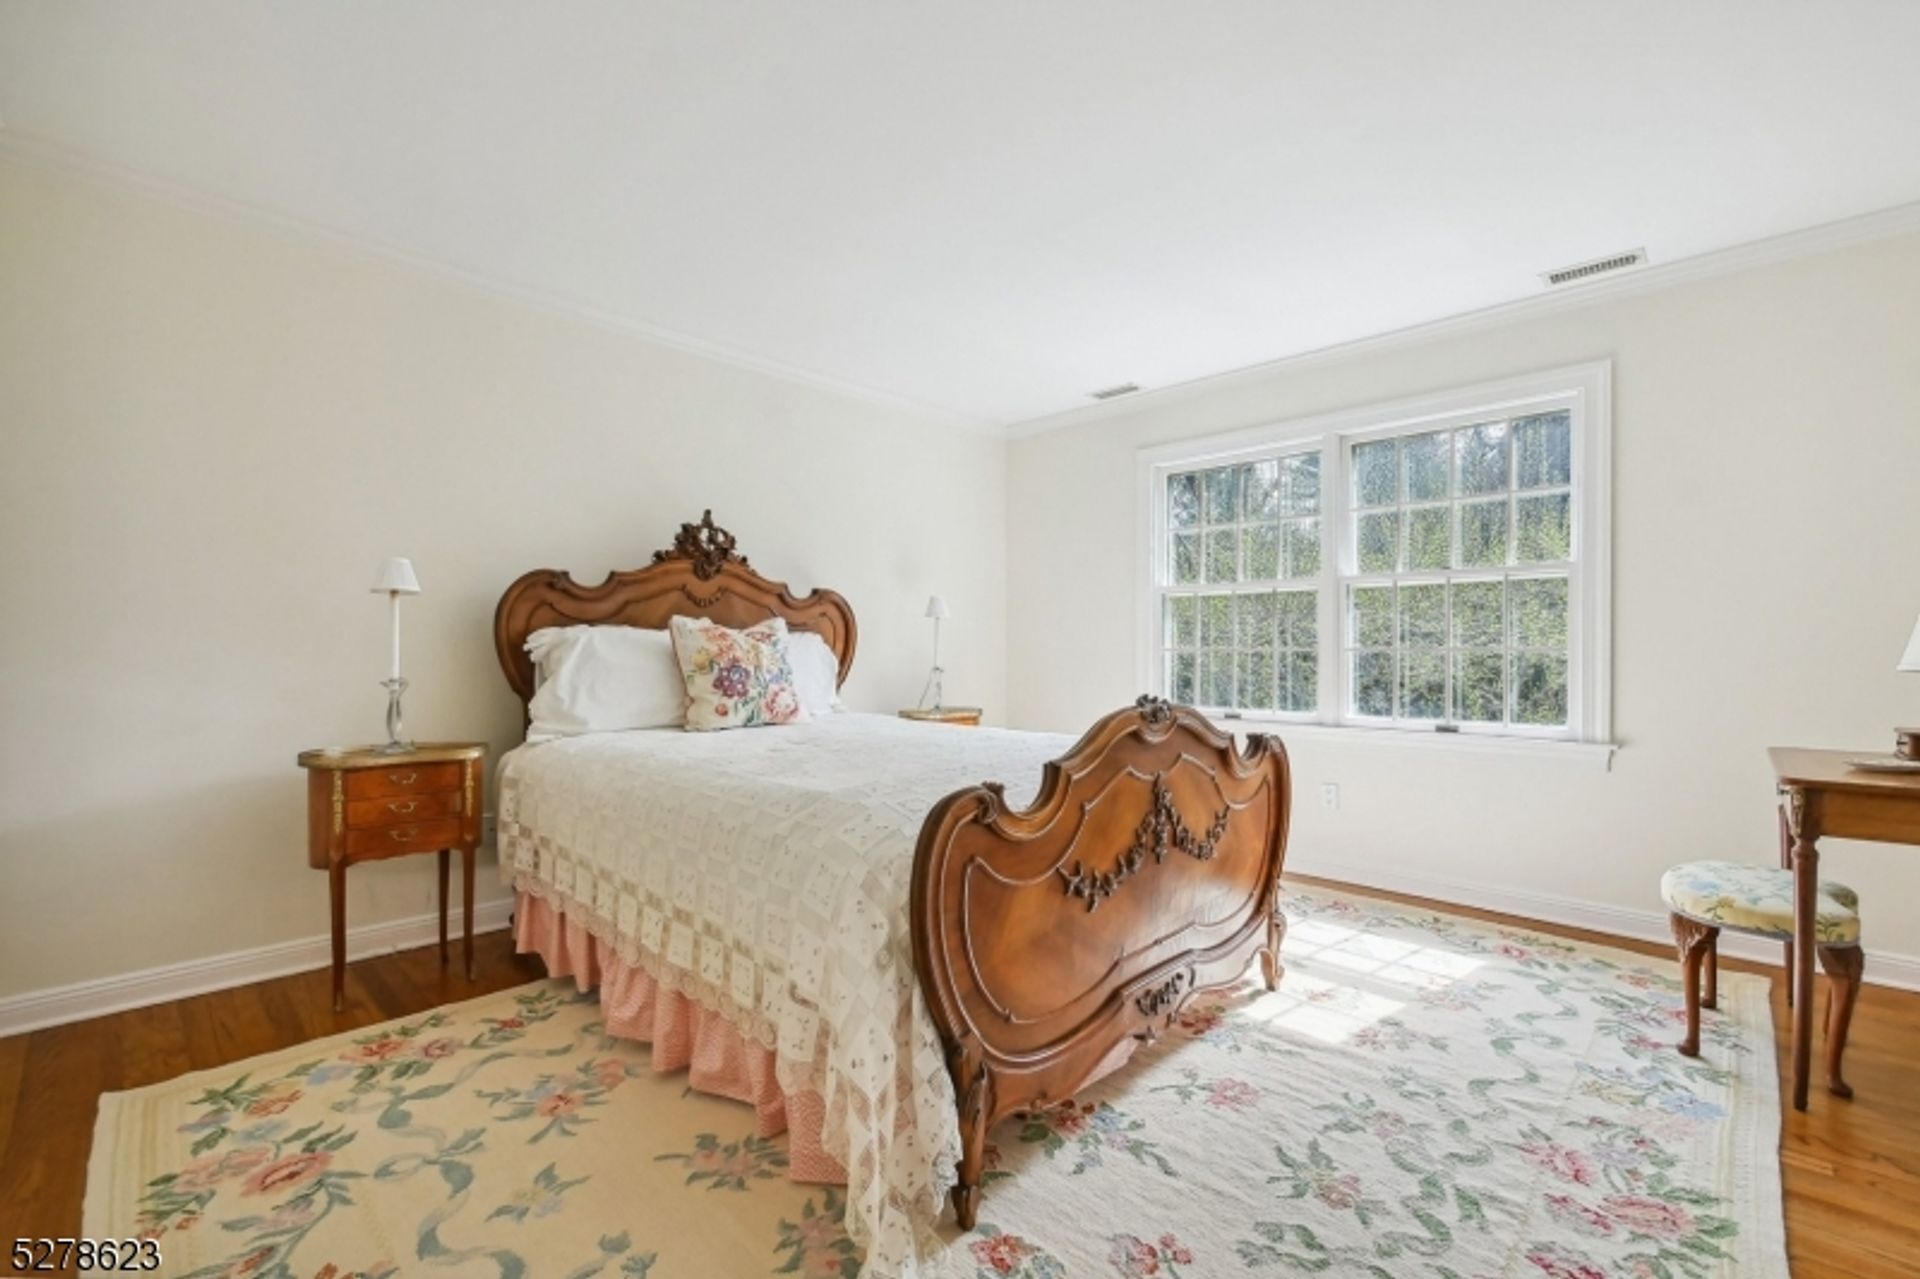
xmin=10 ymin=128 xmax=1918 ymax=444
xmin=0 ymin=130 xmax=1001 ymax=437
xmin=1007 ymin=198 xmax=1920 ymax=440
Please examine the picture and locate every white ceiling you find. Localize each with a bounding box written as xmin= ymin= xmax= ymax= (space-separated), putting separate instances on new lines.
xmin=4 ymin=2 xmax=1920 ymax=429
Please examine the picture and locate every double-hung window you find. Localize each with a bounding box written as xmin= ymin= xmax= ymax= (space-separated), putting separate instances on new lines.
xmin=1142 ymin=363 xmax=1611 ymax=749
xmin=1162 ymin=450 xmax=1324 ymax=714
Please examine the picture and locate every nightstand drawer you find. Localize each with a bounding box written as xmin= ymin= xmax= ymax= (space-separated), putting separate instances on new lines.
xmin=344 ymin=762 xmax=462 ymax=800
xmin=346 ymin=791 xmax=462 ymax=828
xmin=345 ymin=818 xmax=462 ymax=859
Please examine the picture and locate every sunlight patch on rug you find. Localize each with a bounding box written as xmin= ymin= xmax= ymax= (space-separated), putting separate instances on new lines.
xmin=86 ymin=887 xmax=1785 ymax=1278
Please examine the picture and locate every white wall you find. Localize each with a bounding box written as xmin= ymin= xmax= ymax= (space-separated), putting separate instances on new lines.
xmin=0 ymin=156 xmax=1007 ymax=1003
xmin=7 ymin=146 xmax=1918 ymax=1014
xmin=1007 ymin=229 xmax=1920 ymax=971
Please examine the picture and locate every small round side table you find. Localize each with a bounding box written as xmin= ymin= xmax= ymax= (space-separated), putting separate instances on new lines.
xmin=898 ymin=706 xmax=983 ymax=727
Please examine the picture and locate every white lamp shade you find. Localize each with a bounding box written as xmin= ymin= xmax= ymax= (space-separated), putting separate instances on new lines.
xmin=371 ymin=556 xmax=421 ymax=594
xmin=1900 ymin=613 xmax=1920 ymax=672
xmin=924 ymin=594 xmax=950 ymax=620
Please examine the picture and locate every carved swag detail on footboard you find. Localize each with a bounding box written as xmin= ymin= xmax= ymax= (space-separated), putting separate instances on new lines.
xmin=910 ymin=695 xmax=1292 ymax=1227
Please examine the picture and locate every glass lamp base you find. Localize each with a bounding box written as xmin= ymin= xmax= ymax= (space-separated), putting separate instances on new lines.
xmin=377 ymin=677 xmax=413 ymax=754
xmin=917 ymin=665 xmax=945 ymax=712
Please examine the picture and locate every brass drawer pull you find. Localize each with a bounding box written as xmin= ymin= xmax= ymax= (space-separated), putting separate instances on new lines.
xmin=388 ymin=800 xmax=418 ymax=815
xmin=388 ymin=772 xmax=418 ymax=786
xmin=389 ymin=826 xmax=418 ymax=841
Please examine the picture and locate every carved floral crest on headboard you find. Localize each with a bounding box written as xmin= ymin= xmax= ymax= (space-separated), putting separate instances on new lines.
xmin=496 ymin=510 xmax=857 ymax=710
xmin=651 ymin=509 xmax=749 ymax=580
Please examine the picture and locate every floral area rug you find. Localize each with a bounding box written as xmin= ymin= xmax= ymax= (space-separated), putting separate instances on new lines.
xmin=85 ymin=888 xmax=1785 ymax=1278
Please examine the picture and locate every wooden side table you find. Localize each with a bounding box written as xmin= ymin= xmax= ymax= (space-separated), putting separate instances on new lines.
xmin=1770 ymin=746 xmax=1920 ymax=1109
xmin=899 ymin=706 xmax=983 ymax=727
xmin=298 ymin=742 xmax=486 ymax=1011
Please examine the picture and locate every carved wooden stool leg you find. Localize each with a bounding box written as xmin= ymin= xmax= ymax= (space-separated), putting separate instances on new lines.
xmin=1669 ymin=913 xmax=1717 ymax=1058
xmin=1817 ymin=944 xmax=1864 ymax=1100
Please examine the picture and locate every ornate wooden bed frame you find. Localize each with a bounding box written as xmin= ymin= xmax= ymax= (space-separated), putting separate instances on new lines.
xmin=494 ymin=513 xmax=1293 ymax=1228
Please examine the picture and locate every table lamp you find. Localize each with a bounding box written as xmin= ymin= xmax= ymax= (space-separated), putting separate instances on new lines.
xmin=918 ymin=594 xmax=949 ymax=710
xmin=372 ymin=557 xmax=421 ymax=753
xmin=1898 ymin=611 xmax=1920 ymax=759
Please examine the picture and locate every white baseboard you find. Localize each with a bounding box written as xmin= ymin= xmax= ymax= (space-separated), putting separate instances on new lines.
xmin=0 ymin=897 xmax=518 ymax=1038
xmin=1286 ymin=855 xmax=1920 ymax=993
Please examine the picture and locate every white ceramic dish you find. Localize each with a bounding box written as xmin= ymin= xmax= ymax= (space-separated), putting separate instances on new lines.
xmin=1843 ymin=755 xmax=1920 ymax=773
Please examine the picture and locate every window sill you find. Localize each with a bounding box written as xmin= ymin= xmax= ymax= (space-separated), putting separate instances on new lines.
xmin=1218 ymin=718 xmax=1618 ymax=770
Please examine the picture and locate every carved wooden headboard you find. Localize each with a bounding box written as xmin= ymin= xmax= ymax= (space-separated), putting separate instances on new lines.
xmin=493 ymin=511 xmax=858 ymax=710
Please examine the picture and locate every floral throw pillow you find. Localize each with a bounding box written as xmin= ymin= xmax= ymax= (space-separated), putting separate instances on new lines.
xmin=668 ymin=615 xmax=807 ymax=731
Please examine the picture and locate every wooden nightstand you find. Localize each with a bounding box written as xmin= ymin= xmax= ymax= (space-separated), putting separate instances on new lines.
xmin=297 ymin=742 xmax=486 ymax=1011
xmin=899 ymin=706 xmax=983 ymax=727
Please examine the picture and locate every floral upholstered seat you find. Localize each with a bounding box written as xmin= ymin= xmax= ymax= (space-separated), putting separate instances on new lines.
xmin=1660 ymin=860 xmax=1861 ymax=946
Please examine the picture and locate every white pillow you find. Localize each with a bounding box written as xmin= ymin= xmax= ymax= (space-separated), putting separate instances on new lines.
xmin=525 ymin=625 xmax=685 ymax=740
xmin=788 ymin=629 xmax=844 ymax=717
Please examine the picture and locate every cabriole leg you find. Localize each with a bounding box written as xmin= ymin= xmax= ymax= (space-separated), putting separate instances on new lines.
xmin=1818 ymin=945 xmax=1864 ymax=1100
xmin=1259 ymin=907 xmax=1287 ymax=991
xmin=1669 ymin=912 xmax=1717 ymax=1058
xmin=950 ymin=1056 xmax=991 ymax=1230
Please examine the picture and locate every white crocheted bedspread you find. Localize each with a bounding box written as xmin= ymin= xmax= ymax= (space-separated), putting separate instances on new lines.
xmin=498 ymin=712 xmax=1071 ymax=1276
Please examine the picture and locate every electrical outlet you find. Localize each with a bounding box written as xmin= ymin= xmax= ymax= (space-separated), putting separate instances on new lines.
xmin=482 ymin=811 xmax=498 ymax=845
xmin=1320 ymin=783 xmax=1340 ymax=810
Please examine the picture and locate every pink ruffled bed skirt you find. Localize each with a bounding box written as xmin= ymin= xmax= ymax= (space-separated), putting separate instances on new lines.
xmin=513 ymin=892 xmax=849 ymax=1184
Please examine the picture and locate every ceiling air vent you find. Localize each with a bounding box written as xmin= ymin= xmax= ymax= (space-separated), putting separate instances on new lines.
xmin=1542 ymin=248 xmax=1647 ymax=288
xmin=1089 ymin=382 xmax=1141 ymax=401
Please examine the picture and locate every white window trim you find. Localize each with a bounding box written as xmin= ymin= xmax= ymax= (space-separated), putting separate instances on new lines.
xmin=1136 ymin=360 xmax=1614 ymax=766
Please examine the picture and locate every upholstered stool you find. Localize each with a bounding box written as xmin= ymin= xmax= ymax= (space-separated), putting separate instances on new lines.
xmin=1659 ymin=860 xmax=1865 ymax=1098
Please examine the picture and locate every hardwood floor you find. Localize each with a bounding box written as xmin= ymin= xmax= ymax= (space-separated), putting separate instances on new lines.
xmin=0 ymin=934 xmax=547 ymax=1250
xmin=1 ymin=884 xmax=1915 ymax=1276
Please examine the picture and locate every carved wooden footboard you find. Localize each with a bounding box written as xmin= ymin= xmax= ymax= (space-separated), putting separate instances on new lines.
xmin=910 ymin=696 xmax=1292 ymax=1227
